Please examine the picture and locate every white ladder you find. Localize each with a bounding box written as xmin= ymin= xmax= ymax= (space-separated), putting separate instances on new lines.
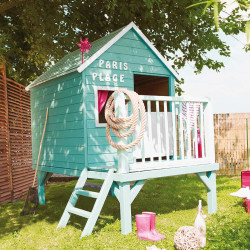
xmin=57 ymin=168 xmax=114 ymax=238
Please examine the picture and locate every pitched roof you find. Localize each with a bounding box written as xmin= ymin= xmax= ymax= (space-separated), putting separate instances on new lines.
xmin=25 ymin=27 xmax=124 ymax=90
xmin=26 ymin=22 xmax=180 ymax=91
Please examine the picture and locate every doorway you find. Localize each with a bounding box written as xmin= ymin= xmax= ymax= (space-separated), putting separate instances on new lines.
xmin=134 ymin=74 xmax=170 ymax=112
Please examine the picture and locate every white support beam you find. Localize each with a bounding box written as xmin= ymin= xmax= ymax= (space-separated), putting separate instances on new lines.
xmin=130 ymin=180 xmax=146 ymax=203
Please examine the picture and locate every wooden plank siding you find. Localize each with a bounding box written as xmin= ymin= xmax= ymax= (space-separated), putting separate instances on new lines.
xmin=84 ymin=29 xmax=174 ymax=169
xmin=30 ymin=72 xmax=86 ymax=174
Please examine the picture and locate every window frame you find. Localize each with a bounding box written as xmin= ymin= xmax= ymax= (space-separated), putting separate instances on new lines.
xmin=94 ymin=86 xmax=123 ymax=127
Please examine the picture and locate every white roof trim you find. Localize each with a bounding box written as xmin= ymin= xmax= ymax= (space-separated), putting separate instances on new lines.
xmin=77 ymin=22 xmax=180 ymax=81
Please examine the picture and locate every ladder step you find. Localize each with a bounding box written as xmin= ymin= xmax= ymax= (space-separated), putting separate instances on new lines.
xmin=74 ymin=190 xmax=99 ymax=199
xmin=67 ymin=207 xmax=91 ymax=218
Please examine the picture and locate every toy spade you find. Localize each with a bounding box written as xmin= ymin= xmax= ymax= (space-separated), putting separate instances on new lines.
xmin=20 ymin=108 xmax=48 ymax=216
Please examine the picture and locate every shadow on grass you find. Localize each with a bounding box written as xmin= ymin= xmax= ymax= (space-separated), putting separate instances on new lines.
xmin=0 ymin=174 xmax=241 ymax=238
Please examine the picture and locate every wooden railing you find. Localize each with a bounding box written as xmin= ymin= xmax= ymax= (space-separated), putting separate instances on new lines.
xmin=115 ymin=94 xmax=215 ymax=172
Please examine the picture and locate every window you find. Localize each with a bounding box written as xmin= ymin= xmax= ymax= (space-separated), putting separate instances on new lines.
xmin=94 ymin=86 xmax=119 ymax=127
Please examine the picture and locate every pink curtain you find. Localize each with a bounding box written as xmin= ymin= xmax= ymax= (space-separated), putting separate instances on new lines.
xmin=98 ymin=90 xmax=109 ymax=113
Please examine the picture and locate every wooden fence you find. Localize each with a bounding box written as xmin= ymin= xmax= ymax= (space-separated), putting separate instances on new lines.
xmin=214 ymin=113 xmax=250 ymax=175
xmin=0 ymin=74 xmax=33 ymax=203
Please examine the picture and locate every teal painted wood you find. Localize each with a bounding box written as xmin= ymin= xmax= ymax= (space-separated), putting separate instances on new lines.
xmin=37 ymin=170 xmax=48 ymax=205
xmin=31 ymin=95 xmax=83 ymax=113
xmin=113 ymin=163 xmax=219 ymax=182
xmin=88 ymin=136 xmax=115 ymax=146
xmin=122 ymin=29 xmax=143 ymax=41
xmin=57 ymin=168 xmax=88 ymax=228
xmin=32 ymin=121 xmax=84 ymax=134
xmin=31 ymin=84 xmax=83 ymax=104
xmin=82 ymin=71 xmax=89 ymax=171
xmin=85 ymin=63 xmax=170 ymax=76
xmin=33 ymin=161 xmax=84 ymax=170
xmin=169 ymin=76 xmax=175 ymax=97
xmin=110 ymin=182 xmax=120 ymax=202
xmin=32 ymin=104 xmax=84 ymax=120
xmin=30 ymin=73 xmax=81 ymax=97
xmin=31 ymin=112 xmax=84 ymax=126
xmin=130 ymin=180 xmax=146 ymax=203
xmin=206 ymin=171 xmax=217 ymax=214
xmin=38 ymin=165 xmax=82 ymax=177
xmin=32 ymin=137 xmax=84 ymax=149
xmin=81 ymin=169 xmax=114 ymax=237
xmin=32 ymin=128 xmax=84 ymax=139
xmin=88 ymin=153 xmax=134 ymax=165
xmin=32 ymin=145 xmax=85 ymax=158
xmin=197 ymin=171 xmax=217 ymax=213
xmin=30 ymin=72 xmax=85 ymax=175
xmin=84 ymin=68 xmax=132 ymax=78
xmin=32 ymin=152 xmax=85 ymax=164
xmin=168 ymin=76 xmax=175 ymax=112
xmin=119 ymin=182 xmax=132 ymax=235
xmin=88 ymin=145 xmax=132 ymax=155
xmin=114 ymin=38 xmax=148 ymax=50
xmin=89 ymin=52 xmax=161 ymax=66
xmin=197 ymin=172 xmax=212 ymax=191
xmin=88 ymin=145 xmax=116 ymax=154
xmin=88 ymin=162 xmax=119 ymax=168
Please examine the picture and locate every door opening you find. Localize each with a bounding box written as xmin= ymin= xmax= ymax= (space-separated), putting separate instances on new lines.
xmin=134 ymin=74 xmax=170 ymax=112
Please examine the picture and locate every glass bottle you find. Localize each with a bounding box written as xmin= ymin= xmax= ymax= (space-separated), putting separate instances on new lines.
xmin=194 ymin=200 xmax=206 ymax=247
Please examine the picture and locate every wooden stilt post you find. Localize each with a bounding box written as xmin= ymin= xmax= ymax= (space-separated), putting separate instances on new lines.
xmin=114 ymin=92 xmax=132 ymax=234
xmin=37 ymin=170 xmax=48 ymax=204
xmin=206 ymin=171 xmax=217 ymax=213
xmin=197 ymin=171 xmax=217 ymax=214
xmin=119 ymin=181 xmax=132 ymax=234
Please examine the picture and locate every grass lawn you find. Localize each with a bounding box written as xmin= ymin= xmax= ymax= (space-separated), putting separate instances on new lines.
xmin=0 ymin=175 xmax=249 ymax=249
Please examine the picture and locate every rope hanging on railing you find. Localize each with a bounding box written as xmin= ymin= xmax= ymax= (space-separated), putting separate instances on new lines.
xmin=105 ymin=89 xmax=146 ymax=150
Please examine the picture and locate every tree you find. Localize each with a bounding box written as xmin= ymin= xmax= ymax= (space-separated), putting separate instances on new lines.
xmin=0 ymin=0 xmax=249 ymax=92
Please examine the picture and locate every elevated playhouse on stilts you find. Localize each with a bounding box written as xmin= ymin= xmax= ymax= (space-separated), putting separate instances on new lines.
xmin=26 ymin=22 xmax=219 ymax=238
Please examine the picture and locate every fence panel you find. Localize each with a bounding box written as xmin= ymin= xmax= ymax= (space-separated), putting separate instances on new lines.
xmin=0 ymin=75 xmax=33 ymax=203
xmin=214 ymin=113 xmax=250 ymax=175
xmin=0 ymin=75 xmax=11 ymax=202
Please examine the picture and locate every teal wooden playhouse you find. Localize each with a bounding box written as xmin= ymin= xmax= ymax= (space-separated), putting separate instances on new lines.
xmin=26 ymin=22 xmax=219 ymax=238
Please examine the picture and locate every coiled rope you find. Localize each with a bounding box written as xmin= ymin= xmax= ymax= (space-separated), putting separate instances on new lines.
xmin=105 ymin=89 xmax=146 ymax=150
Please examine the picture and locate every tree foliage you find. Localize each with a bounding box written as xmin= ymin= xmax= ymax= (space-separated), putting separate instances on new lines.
xmin=0 ymin=0 xmax=248 ymax=90
xmin=187 ymin=0 xmax=250 ymax=41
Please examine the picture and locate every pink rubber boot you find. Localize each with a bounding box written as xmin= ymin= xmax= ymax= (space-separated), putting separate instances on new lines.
xmin=135 ymin=214 xmax=162 ymax=241
xmin=142 ymin=212 xmax=166 ymax=239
